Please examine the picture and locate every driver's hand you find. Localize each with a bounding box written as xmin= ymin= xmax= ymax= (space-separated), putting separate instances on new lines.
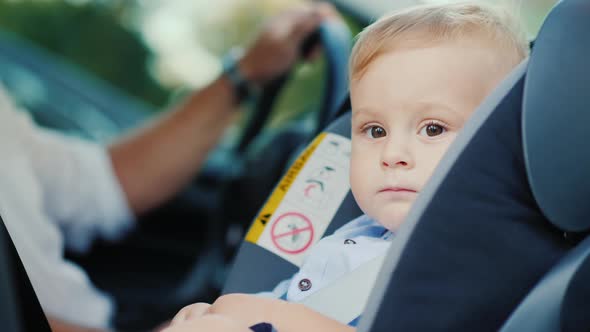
xmin=239 ymin=2 xmax=342 ymax=86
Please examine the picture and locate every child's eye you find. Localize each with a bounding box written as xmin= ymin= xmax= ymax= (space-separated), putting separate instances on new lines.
xmin=363 ymin=125 xmax=387 ymax=139
xmin=418 ymin=121 xmax=447 ymax=137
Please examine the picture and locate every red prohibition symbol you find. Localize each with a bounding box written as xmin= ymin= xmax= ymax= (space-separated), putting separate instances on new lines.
xmin=270 ymin=212 xmax=314 ymax=254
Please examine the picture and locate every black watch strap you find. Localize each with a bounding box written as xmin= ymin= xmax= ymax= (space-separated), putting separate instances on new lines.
xmin=221 ymin=48 xmax=253 ymax=103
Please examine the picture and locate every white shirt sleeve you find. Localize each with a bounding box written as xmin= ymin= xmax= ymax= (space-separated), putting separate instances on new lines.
xmin=27 ymin=128 xmax=135 ymax=252
xmin=0 ymin=84 xmax=133 ymax=328
xmin=0 ymin=85 xmax=135 ymax=252
xmin=0 ymin=155 xmax=116 ymax=329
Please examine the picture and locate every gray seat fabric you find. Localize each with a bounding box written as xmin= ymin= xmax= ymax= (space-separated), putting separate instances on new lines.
xmin=499 ymin=237 xmax=590 ymax=332
xmin=500 ymin=0 xmax=590 ymax=330
xmin=523 ymin=0 xmax=590 ymax=232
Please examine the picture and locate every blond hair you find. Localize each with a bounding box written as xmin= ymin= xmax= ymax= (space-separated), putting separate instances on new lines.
xmin=349 ymin=1 xmax=529 ymax=81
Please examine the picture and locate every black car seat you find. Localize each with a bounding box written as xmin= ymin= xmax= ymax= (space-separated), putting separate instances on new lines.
xmin=499 ymin=0 xmax=590 ymax=330
xmin=358 ymin=0 xmax=590 ymax=331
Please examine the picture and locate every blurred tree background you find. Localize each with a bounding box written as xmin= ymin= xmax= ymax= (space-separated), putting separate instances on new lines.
xmin=0 ymin=1 xmax=347 ymax=120
xmin=0 ymin=0 xmax=556 ymax=119
xmin=0 ymin=0 xmax=361 ymax=130
xmin=0 ymin=0 xmax=170 ymax=107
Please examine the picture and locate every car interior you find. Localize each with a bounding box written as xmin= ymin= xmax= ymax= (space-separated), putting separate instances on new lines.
xmin=1 ymin=0 xmax=588 ymax=331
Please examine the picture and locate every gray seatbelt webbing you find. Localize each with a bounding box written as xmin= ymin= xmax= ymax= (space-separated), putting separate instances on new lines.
xmin=300 ymin=253 xmax=387 ymax=324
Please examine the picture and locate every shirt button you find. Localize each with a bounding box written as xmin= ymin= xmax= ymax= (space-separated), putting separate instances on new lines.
xmin=298 ymin=278 xmax=312 ymax=291
xmin=344 ymin=239 xmax=356 ymax=244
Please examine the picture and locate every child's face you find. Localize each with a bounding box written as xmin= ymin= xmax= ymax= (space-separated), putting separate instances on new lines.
xmin=350 ymin=38 xmax=513 ymax=231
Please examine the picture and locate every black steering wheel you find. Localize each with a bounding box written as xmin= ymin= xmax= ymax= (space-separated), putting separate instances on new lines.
xmin=236 ymin=20 xmax=352 ymax=154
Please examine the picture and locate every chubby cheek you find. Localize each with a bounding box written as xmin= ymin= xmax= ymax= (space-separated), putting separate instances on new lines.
xmin=349 ymin=149 xmax=373 ymax=216
xmin=377 ymin=202 xmax=412 ymax=231
xmin=418 ymin=139 xmax=455 ymax=184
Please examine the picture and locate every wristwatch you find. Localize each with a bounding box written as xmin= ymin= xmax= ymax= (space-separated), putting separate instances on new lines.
xmin=221 ymin=47 xmax=256 ymax=104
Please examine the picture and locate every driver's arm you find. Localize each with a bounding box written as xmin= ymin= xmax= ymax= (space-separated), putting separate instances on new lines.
xmin=110 ymin=3 xmax=339 ymax=216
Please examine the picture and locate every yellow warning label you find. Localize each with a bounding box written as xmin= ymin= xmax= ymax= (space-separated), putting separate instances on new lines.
xmin=246 ymin=133 xmax=327 ymax=243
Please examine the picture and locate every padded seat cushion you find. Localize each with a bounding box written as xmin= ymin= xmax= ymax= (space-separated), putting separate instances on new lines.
xmin=363 ymin=65 xmax=573 ymax=332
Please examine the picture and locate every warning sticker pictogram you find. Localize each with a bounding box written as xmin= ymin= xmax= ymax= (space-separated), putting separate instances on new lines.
xmin=270 ymin=212 xmax=314 ymax=254
xmin=246 ymin=132 xmax=351 ymax=266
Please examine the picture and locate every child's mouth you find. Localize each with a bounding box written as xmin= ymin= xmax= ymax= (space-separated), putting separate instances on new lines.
xmin=378 ymin=187 xmax=418 ymax=200
xmin=379 ymin=187 xmax=417 ymax=193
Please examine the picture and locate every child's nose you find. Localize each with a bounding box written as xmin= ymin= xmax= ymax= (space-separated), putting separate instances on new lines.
xmin=382 ymin=160 xmax=408 ymax=167
xmin=380 ymin=138 xmax=413 ymax=169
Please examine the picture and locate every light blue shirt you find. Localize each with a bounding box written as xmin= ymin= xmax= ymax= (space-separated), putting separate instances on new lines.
xmin=260 ymin=214 xmax=393 ymax=312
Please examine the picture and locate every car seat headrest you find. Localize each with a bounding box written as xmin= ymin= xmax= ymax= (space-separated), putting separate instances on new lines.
xmin=523 ymin=0 xmax=590 ymax=232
